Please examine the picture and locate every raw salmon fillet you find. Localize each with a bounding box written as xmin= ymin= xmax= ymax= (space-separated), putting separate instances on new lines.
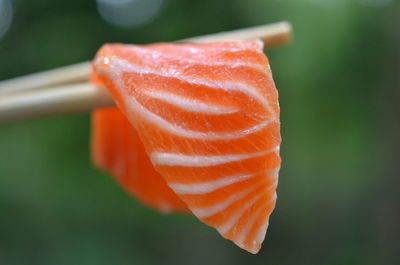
xmin=91 ymin=40 xmax=281 ymax=254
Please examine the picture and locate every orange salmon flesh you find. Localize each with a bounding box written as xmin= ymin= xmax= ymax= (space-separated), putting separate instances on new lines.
xmin=91 ymin=40 xmax=281 ymax=254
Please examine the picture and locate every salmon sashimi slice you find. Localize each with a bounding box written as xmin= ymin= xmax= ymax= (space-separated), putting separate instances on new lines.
xmin=91 ymin=40 xmax=281 ymax=254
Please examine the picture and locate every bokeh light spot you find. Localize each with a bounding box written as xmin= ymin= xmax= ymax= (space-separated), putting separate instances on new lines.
xmin=96 ymin=0 xmax=164 ymax=28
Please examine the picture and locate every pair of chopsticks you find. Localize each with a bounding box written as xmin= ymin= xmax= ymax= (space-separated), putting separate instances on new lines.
xmin=0 ymin=21 xmax=292 ymax=123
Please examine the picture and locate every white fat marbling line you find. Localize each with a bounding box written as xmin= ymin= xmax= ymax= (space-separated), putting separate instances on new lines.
xmin=236 ymin=190 xmax=276 ymax=247
xmin=126 ymin=43 xmax=266 ymax=70
xmin=148 ymin=39 xmax=264 ymax=56
xmin=95 ymin=57 xmax=275 ymax=140
xmin=150 ymin=148 xmax=277 ymax=167
xmin=169 ymin=172 xmax=262 ymax=194
xmin=143 ymin=90 xmax=238 ymax=115
xmin=127 ymin=94 xmax=272 ymax=140
xmin=247 ymin=193 xmax=276 ymax=253
xmin=217 ymin=180 xmax=277 ymax=235
xmin=234 ymin=203 xmax=267 ymax=249
xmin=191 ymin=185 xmax=259 ymax=219
xmin=217 ymin=193 xmax=264 ymax=235
xmin=103 ymin=57 xmax=271 ymax=109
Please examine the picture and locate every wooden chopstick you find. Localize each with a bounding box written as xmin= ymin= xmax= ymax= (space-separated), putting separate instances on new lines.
xmin=0 ymin=21 xmax=292 ymax=123
xmin=0 ymin=22 xmax=291 ymax=96
xmin=0 ymin=62 xmax=90 ymax=96
xmin=0 ymin=83 xmax=114 ymax=123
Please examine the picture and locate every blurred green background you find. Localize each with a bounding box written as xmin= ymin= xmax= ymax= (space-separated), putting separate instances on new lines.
xmin=1 ymin=0 xmax=399 ymax=264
